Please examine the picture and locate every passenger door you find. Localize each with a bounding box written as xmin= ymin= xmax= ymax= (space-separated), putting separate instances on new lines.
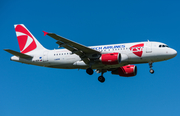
xmin=43 ymin=51 xmax=48 ymax=62
xmin=146 ymin=42 xmax=152 ymax=53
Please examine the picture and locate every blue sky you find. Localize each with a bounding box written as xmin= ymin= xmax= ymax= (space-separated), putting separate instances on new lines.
xmin=1 ymin=0 xmax=180 ymax=116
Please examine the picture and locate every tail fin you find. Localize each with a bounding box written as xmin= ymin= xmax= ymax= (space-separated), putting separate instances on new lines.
xmin=14 ymin=24 xmax=46 ymax=54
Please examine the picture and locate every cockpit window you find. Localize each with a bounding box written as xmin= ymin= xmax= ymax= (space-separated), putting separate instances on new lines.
xmin=159 ymin=44 xmax=169 ymax=48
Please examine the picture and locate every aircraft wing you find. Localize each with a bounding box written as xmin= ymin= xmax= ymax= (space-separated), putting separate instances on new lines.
xmin=44 ymin=32 xmax=101 ymax=64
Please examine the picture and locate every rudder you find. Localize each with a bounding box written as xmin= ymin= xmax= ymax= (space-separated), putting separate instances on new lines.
xmin=14 ymin=24 xmax=46 ymax=54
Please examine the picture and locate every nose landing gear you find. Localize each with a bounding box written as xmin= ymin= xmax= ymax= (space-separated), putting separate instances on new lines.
xmin=149 ymin=62 xmax=154 ymax=74
xmin=150 ymin=69 xmax=154 ymax=74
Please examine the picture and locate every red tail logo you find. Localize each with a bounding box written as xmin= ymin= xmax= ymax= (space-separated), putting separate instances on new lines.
xmin=15 ymin=25 xmax=37 ymax=53
xmin=130 ymin=43 xmax=144 ymax=57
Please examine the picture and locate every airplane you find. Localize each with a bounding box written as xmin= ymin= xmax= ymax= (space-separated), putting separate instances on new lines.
xmin=4 ymin=24 xmax=177 ymax=83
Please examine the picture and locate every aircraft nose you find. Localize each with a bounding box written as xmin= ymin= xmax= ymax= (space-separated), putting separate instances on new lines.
xmin=169 ymin=49 xmax=177 ymax=58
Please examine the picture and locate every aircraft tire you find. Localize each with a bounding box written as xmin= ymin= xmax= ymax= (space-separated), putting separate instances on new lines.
xmin=98 ymin=76 xmax=105 ymax=83
xmin=86 ymin=68 xmax=94 ymax=75
xmin=150 ymin=69 xmax=154 ymax=74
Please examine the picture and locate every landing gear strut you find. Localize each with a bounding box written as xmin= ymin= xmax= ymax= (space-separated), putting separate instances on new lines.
xmin=149 ymin=62 xmax=154 ymax=74
xmin=87 ymin=68 xmax=106 ymax=83
xmin=98 ymin=72 xmax=105 ymax=83
xmin=86 ymin=68 xmax=94 ymax=75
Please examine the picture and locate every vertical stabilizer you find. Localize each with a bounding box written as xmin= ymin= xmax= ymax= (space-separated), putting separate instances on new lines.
xmin=14 ymin=24 xmax=46 ymax=54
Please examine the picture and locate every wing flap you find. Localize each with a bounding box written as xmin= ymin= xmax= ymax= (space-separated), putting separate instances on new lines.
xmin=4 ymin=49 xmax=33 ymax=59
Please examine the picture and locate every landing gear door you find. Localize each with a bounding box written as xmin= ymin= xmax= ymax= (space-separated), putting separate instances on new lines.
xmin=146 ymin=42 xmax=152 ymax=53
xmin=43 ymin=51 xmax=48 ymax=62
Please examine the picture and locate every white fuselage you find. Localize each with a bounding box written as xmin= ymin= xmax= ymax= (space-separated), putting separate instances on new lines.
xmin=11 ymin=41 xmax=177 ymax=69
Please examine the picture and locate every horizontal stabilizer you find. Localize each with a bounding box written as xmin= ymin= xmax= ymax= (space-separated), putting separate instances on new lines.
xmin=4 ymin=49 xmax=33 ymax=59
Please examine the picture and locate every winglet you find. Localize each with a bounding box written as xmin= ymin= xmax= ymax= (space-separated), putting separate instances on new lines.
xmin=43 ymin=31 xmax=48 ymax=36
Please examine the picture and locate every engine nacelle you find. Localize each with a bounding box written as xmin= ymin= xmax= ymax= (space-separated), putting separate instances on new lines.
xmin=99 ymin=53 xmax=128 ymax=65
xmin=99 ymin=53 xmax=120 ymax=65
xmin=111 ymin=65 xmax=137 ymax=77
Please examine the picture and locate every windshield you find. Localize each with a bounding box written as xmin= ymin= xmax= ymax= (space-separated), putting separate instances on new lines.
xmin=159 ymin=44 xmax=169 ymax=48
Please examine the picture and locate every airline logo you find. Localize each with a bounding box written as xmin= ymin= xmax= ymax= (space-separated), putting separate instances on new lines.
xmin=91 ymin=45 xmax=125 ymax=50
xmin=130 ymin=43 xmax=144 ymax=57
xmin=15 ymin=25 xmax=37 ymax=53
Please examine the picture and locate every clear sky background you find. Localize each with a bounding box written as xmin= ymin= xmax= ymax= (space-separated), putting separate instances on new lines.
xmin=1 ymin=0 xmax=180 ymax=116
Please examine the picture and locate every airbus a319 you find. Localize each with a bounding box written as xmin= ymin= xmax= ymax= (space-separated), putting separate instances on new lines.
xmin=4 ymin=24 xmax=177 ymax=83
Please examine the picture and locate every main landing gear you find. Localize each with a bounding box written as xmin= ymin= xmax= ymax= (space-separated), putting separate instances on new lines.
xmin=86 ymin=67 xmax=94 ymax=75
xmin=98 ymin=72 xmax=105 ymax=83
xmin=149 ymin=62 xmax=154 ymax=74
xmin=86 ymin=68 xmax=106 ymax=83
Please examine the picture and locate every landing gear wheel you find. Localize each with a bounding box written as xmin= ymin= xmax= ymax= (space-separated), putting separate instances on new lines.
xmin=86 ymin=68 xmax=94 ymax=75
xmin=150 ymin=69 xmax=154 ymax=74
xmin=98 ymin=76 xmax=105 ymax=83
xmin=149 ymin=62 xmax=154 ymax=74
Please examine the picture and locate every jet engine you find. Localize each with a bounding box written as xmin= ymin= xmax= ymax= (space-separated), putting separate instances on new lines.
xmin=99 ymin=53 xmax=128 ymax=65
xmin=111 ymin=65 xmax=137 ymax=77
